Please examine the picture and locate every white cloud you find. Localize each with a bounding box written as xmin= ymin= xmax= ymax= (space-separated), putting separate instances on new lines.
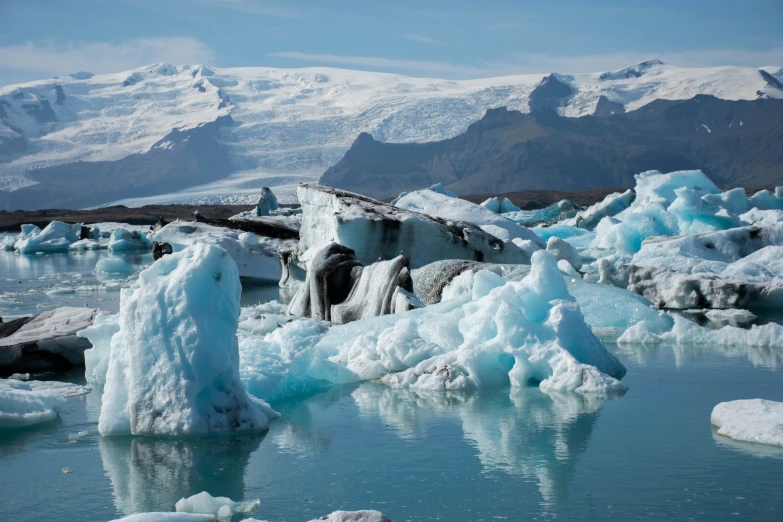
xmin=268 ymin=51 xmax=493 ymax=76
xmin=0 ymin=37 xmax=216 ymax=81
xmin=404 ymin=34 xmax=444 ymax=46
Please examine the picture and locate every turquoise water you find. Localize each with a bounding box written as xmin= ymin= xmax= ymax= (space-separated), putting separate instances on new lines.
xmin=1 ymin=251 xmax=782 ymax=521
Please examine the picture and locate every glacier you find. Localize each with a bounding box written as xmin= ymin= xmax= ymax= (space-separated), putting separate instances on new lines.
xmin=2 ymin=61 xmax=780 ymax=208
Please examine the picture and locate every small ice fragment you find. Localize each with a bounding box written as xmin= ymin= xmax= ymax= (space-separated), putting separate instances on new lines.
xmin=62 ymin=467 xmax=74 ymax=473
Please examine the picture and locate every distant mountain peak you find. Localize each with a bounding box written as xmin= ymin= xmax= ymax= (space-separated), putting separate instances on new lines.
xmin=599 ymin=59 xmax=664 ymax=80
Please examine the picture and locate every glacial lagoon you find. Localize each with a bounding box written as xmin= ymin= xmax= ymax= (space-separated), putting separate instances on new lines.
xmin=1 ymin=249 xmax=782 ymax=522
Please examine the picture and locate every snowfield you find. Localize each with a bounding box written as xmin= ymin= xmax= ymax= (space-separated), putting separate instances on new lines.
xmin=1 ymin=61 xmax=780 ymax=207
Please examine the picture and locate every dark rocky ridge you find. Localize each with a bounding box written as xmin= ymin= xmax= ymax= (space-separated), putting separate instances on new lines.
xmin=320 ymin=95 xmax=783 ymax=199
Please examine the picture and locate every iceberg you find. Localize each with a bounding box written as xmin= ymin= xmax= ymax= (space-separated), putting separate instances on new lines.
xmin=0 ymin=378 xmax=89 ymax=429
xmin=711 ymin=399 xmax=783 ymax=447
xmin=175 ymin=491 xmax=259 ymax=520
xmin=240 ymin=251 xmax=627 ymax=401
xmin=0 ymin=307 xmax=98 ymax=375
xmin=394 ymin=187 xmax=545 ymax=245
xmin=13 ymin=221 xmax=82 ymax=254
xmin=502 ymin=200 xmax=582 ymax=227
xmin=563 ymin=190 xmax=634 ymax=230
xmin=108 ymin=228 xmax=153 ymax=252
xmin=254 ymin=186 xmax=279 ymax=216
xmin=286 ymin=243 xmax=417 ymax=324
xmin=480 ymin=196 xmax=521 ymax=214
xmin=618 ymin=314 xmax=783 ymax=348
xmin=97 ymin=243 xmax=271 ymax=436
xmin=296 ymin=184 xmax=536 ymax=270
xmin=153 ymin=221 xmax=297 ymax=282
xmin=599 ymin=225 xmax=783 ymax=309
xmin=545 ymin=237 xmax=582 ymax=270
xmin=111 ymin=515 xmax=214 ymax=522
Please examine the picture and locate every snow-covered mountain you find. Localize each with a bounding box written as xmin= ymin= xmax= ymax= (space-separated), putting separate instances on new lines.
xmin=1 ymin=60 xmax=781 ymax=209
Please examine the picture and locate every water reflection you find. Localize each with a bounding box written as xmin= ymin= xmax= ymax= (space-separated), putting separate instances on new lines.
xmin=351 ymin=385 xmax=617 ymax=506
xmin=616 ymin=342 xmax=783 ymax=370
xmin=100 ymin=434 xmax=264 ymax=516
xmin=711 ymin=429 xmax=783 ymax=460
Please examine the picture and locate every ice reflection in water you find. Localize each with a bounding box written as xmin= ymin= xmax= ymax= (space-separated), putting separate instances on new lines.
xmin=100 ymin=435 xmax=263 ymax=517
xmin=351 ymin=385 xmax=619 ymax=507
xmin=615 ymin=341 xmax=783 ymax=370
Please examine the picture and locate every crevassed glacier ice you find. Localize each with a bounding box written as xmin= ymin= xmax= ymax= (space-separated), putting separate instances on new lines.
xmin=711 ymin=399 xmax=783 ymax=447
xmin=394 ymin=188 xmax=545 ymax=246
xmin=98 ymin=243 xmax=270 ymax=436
xmin=153 ymin=221 xmax=296 ymax=282
xmin=239 ymin=251 xmax=627 ymax=401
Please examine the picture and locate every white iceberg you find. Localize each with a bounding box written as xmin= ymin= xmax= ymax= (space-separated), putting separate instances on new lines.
xmin=239 ymin=251 xmax=627 ymax=401
xmin=153 ymin=221 xmax=296 ymax=282
xmin=108 ymin=228 xmax=153 ymax=252
xmin=97 ymin=243 xmax=271 ymax=436
xmin=111 ymin=514 xmax=215 ymax=522
xmin=296 ymin=184 xmax=535 ymax=269
xmin=618 ymin=314 xmax=783 ymax=348
xmin=13 ymin=221 xmax=82 ymax=254
xmin=175 ymin=491 xmax=259 ymax=520
xmin=0 ymin=378 xmax=89 ymax=429
xmin=480 ymin=196 xmax=521 ymax=214
xmin=394 ymin=187 xmax=545 ymax=245
xmin=711 ymin=399 xmax=783 ymax=447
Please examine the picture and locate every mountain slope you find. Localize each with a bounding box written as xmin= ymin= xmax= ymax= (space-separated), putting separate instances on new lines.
xmin=320 ymin=96 xmax=783 ymax=199
xmin=1 ymin=61 xmax=781 ymax=209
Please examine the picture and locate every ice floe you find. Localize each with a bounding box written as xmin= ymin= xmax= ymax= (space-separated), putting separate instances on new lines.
xmin=0 ymin=378 xmax=89 ymax=429
xmin=711 ymin=399 xmax=783 ymax=447
xmin=12 ymin=221 xmax=82 ymax=254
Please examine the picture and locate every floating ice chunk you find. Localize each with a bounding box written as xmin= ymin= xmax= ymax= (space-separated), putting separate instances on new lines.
xmin=480 ymin=197 xmax=521 ymax=214
xmin=748 ymin=189 xmax=783 ymax=211
xmin=0 ymin=378 xmax=88 ymax=429
xmin=78 ymin=313 xmax=120 ymax=385
xmin=427 ymin=182 xmax=456 ymax=197
xmin=618 ymin=314 xmax=783 ymax=347
xmin=69 ymin=238 xmax=105 ymax=250
xmin=703 ymin=308 xmax=757 ymax=327
xmin=96 ymin=256 xmax=140 ymax=274
xmin=255 ymin=186 xmax=279 ymax=216
xmin=297 ymin=184 xmax=535 ymax=269
xmin=14 ymin=221 xmax=82 ymax=254
xmin=154 ymin=221 xmax=295 ymax=282
xmin=108 ymin=228 xmax=152 ymax=252
xmin=546 ymin=236 xmax=582 ymax=270
xmin=175 ymin=491 xmax=260 ymax=520
xmin=394 ymin=188 xmax=545 ymax=245
xmin=0 ymin=307 xmax=97 ymax=375
xmin=564 ymin=190 xmax=634 ymax=230
xmin=503 ymin=200 xmax=582 ymax=227
xmin=711 ymin=399 xmax=783 ymax=447
xmin=98 ymin=243 xmax=270 ymax=436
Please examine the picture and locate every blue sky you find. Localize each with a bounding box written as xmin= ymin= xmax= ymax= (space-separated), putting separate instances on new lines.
xmin=0 ymin=0 xmax=781 ymax=86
